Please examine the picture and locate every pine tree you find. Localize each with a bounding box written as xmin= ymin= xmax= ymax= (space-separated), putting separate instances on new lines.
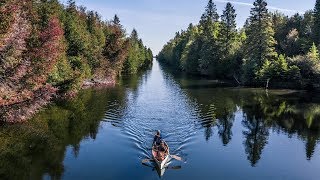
xmin=308 ymin=43 xmax=320 ymax=60
xmin=313 ymin=0 xmax=320 ymax=45
xmin=112 ymin=14 xmax=121 ymax=26
xmin=197 ymin=0 xmax=221 ymax=76
xmin=244 ymin=0 xmax=277 ymax=82
xmin=130 ymin=29 xmax=138 ymax=41
xmin=87 ymin=11 xmax=96 ymax=34
xmin=220 ymin=2 xmax=237 ymax=55
xmin=67 ymin=0 xmax=76 ymax=12
xmin=200 ymin=0 xmax=219 ymax=24
xmin=199 ymin=0 xmax=219 ymax=34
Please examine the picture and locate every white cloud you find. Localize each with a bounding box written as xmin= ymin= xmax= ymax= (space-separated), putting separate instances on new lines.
xmin=213 ymin=0 xmax=304 ymax=14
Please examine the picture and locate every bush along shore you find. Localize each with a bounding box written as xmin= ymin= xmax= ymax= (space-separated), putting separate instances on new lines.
xmin=0 ymin=0 xmax=153 ymax=123
xmin=157 ymin=0 xmax=320 ymax=90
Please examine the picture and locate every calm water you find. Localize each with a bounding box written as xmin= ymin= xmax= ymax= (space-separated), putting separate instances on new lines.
xmin=1 ymin=61 xmax=320 ymax=180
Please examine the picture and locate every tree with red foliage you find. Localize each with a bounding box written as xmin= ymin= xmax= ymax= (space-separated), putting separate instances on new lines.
xmin=26 ymin=17 xmax=65 ymax=90
xmin=0 ymin=0 xmax=151 ymax=123
xmin=102 ymin=15 xmax=129 ymax=74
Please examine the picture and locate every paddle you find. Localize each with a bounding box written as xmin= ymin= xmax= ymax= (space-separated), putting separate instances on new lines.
xmin=169 ymin=165 xmax=182 ymax=170
xmin=142 ymin=159 xmax=154 ymax=164
xmin=170 ymin=155 xmax=183 ymax=161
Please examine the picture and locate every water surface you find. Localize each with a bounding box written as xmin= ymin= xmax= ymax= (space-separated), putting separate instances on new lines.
xmin=1 ymin=61 xmax=320 ymax=180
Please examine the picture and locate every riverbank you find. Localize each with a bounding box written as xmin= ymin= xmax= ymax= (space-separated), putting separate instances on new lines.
xmin=0 ymin=0 xmax=153 ymax=123
xmin=0 ymin=77 xmax=116 ymax=124
xmin=82 ymin=78 xmax=116 ymax=89
xmin=159 ymin=61 xmax=320 ymax=91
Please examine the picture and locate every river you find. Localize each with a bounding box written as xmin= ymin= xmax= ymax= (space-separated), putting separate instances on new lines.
xmin=1 ymin=60 xmax=320 ymax=180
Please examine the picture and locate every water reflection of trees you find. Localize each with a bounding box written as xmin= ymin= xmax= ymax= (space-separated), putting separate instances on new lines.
xmin=270 ymin=102 xmax=320 ymax=161
xmin=178 ymin=77 xmax=320 ymax=165
xmin=244 ymin=92 xmax=320 ymax=165
xmin=240 ymin=94 xmax=270 ymax=166
xmin=217 ymin=102 xmax=236 ymax=146
xmin=242 ymin=115 xmax=269 ymax=167
xmin=0 ymin=66 xmax=149 ymax=179
xmin=178 ymin=82 xmax=238 ymax=143
xmin=0 ymin=88 xmax=126 ymax=179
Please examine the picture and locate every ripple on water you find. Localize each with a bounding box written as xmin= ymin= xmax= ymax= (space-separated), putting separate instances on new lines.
xmin=101 ymin=62 xmax=213 ymax=164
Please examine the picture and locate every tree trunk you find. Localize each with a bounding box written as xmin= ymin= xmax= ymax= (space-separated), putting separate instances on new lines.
xmin=265 ymin=78 xmax=270 ymax=90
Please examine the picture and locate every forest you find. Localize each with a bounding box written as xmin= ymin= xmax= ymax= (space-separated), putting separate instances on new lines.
xmin=0 ymin=0 xmax=153 ymax=123
xmin=157 ymin=0 xmax=320 ymax=90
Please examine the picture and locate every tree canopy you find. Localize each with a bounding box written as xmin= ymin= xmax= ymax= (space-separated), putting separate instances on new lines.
xmin=158 ymin=0 xmax=320 ymax=90
xmin=0 ymin=0 xmax=153 ymax=123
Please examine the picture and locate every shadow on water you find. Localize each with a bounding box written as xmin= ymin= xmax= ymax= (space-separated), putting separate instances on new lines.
xmin=0 ymin=88 xmax=119 ymax=179
xmin=1 ymin=61 xmax=320 ymax=179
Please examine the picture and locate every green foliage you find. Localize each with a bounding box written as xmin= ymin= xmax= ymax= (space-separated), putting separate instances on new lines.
xmin=158 ymin=0 xmax=320 ymax=89
xmin=272 ymin=11 xmax=314 ymax=57
xmin=287 ymin=44 xmax=320 ymax=89
xmin=0 ymin=0 xmax=151 ymax=121
xmin=220 ymin=2 xmax=237 ymax=55
xmin=256 ymin=60 xmax=272 ymax=80
xmin=309 ymin=43 xmax=320 ymax=60
xmin=48 ymin=55 xmax=73 ymax=86
xmin=86 ymin=11 xmax=106 ymax=69
xmin=199 ymin=0 xmax=219 ymax=34
xmin=244 ymin=0 xmax=278 ymax=83
xmin=158 ymin=0 xmax=242 ymax=79
xmin=314 ymin=0 xmax=320 ymax=44
xmin=256 ymin=54 xmax=300 ymax=83
xmin=64 ymin=9 xmax=90 ymax=57
xmin=123 ymin=29 xmax=153 ymax=74
xmin=183 ymin=36 xmax=201 ymax=74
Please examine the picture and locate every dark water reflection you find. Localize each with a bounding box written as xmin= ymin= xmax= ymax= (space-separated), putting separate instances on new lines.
xmin=1 ymin=61 xmax=320 ymax=179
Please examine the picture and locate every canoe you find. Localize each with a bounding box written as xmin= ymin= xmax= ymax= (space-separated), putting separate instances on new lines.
xmin=152 ymin=142 xmax=170 ymax=170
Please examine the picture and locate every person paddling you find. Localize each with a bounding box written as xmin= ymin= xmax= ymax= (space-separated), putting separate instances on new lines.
xmin=153 ymin=130 xmax=169 ymax=161
xmin=153 ymin=130 xmax=162 ymax=147
xmin=158 ymin=140 xmax=169 ymax=160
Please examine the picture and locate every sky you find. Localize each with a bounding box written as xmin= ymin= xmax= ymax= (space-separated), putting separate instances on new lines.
xmin=60 ymin=0 xmax=316 ymax=54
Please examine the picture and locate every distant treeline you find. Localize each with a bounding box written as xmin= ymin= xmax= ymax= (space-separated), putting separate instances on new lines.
xmin=157 ymin=0 xmax=320 ymax=90
xmin=0 ymin=0 xmax=152 ymax=123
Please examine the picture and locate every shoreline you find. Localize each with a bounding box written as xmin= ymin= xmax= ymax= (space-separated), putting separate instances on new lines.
xmin=0 ymin=77 xmax=116 ymax=124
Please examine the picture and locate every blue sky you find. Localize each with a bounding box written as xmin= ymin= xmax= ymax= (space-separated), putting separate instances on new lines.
xmin=60 ymin=0 xmax=316 ymax=54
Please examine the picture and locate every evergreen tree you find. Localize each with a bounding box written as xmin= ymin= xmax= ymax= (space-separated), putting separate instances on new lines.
xmin=199 ymin=0 xmax=219 ymax=36
xmin=200 ymin=0 xmax=219 ymax=24
xmin=112 ymin=14 xmax=121 ymax=26
xmin=130 ymin=29 xmax=138 ymax=41
xmin=0 ymin=0 xmax=152 ymax=123
xmin=271 ymin=11 xmax=288 ymax=54
xmin=123 ymin=29 xmax=147 ymax=74
xmin=244 ymin=0 xmax=277 ymax=82
xmin=87 ymin=11 xmax=96 ymax=34
xmin=67 ymin=0 xmax=76 ymax=12
xmin=198 ymin=0 xmax=221 ymax=76
xmin=220 ymin=2 xmax=237 ymax=55
xmin=308 ymin=42 xmax=320 ymax=60
xmin=157 ymin=0 xmax=320 ymax=89
xmin=313 ymin=0 xmax=320 ymax=45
